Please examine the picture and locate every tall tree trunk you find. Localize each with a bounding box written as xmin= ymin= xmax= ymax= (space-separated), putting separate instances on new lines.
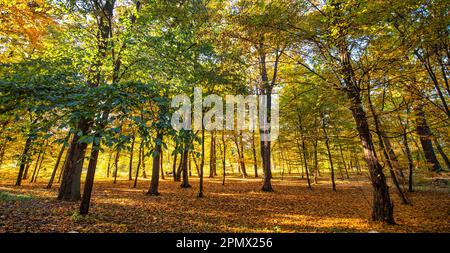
xmin=209 ymin=132 xmax=216 ymax=178
xmin=128 ymin=132 xmax=135 ymax=181
xmin=414 ymin=102 xmax=442 ymax=172
xmin=106 ymin=151 xmax=112 ymax=178
xmin=222 ymin=131 xmax=226 ymax=186
xmin=180 ymin=147 xmax=191 ymax=188
xmin=15 ymin=136 xmax=33 ymax=186
xmin=347 ymin=88 xmax=395 ymax=223
xmin=199 ymin=128 xmax=205 ymax=197
xmin=251 ymin=130 xmax=258 ymax=177
xmin=148 ymin=133 xmax=163 ymax=195
xmin=113 ymin=147 xmax=120 ymax=184
xmin=79 ymin=134 xmax=101 ymax=215
xmin=133 ymin=140 xmax=143 ymax=188
xmin=321 ymin=113 xmax=336 ymax=192
xmin=172 ymin=152 xmax=178 ymax=181
xmin=160 ymin=150 xmax=165 ymax=179
xmin=79 ymin=110 xmax=110 ymax=215
xmin=313 ymin=139 xmax=319 ymax=183
xmin=258 ymin=40 xmax=274 ymax=192
xmin=57 ymin=149 xmax=69 ymax=183
xmin=32 ymin=140 xmax=48 ymax=183
xmin=191 ymin=152 xmax=200 ymax=176
xmin=297 ymin=115 xmax=311 ymax=190
xmin=398 ymin=114 xmax=414 ymax=192
xmin=368 ymin=89 xmax=409 ymax=205
xmin=30 ymin=142 xmax=44 ymax=183
xmin=47 ymin=134 xmax=70 ymax=189
xmin=141 ymin=145 xmax=147 ymax=178
xmin=433 ymin=138 xmax=450 ymax=170
xmin=239 ymin=131 xmax=247 ymax=177
xmin=338 ymin=142 xmax=350 ymax=179
xmin=58 ymin=118 xmax=90 ymax=201
xmin=335 ymin=31 xmax=395 ymax=222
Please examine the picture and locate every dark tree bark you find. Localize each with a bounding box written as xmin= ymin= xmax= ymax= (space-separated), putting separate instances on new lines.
xmin=160 ymin=150 xmax=165 ymax=179
xmin=368 ymin=89 xmax=409 ymax=205
xmin=176 ymin=153 xmax=183 ymax=181
xmin=347 ymin=88 xmax=395 ymax=223
xmin=80 ymin=134 xmax=101 ymax=215
xmin=22 ymin=163 xmax=30 ymax=180
xmin=148 ymin=133 xmax=163 ymax=195
xmin=141 ymin=144 xmax=147 ymax=178
xmin=209 ymin=132 xmax=216 ymax=177
xmin=414 ymin=102 xmax=442 ymax=172
xmin=106 ymin=151 xmax=112 ymax=178
xmin=128 ymin=132 xmax=135 ymax=181
xmin=172 ymin=152 xmax=178 ymax=181
xmin=239 ymin=131 xmax=246 ymax=177
xmin=58 ymin=118 xmax=90 ymax=201
xmin=251 ymin=130 xmax=258 ymax=177
xmin=15 ymin=136 xmax=33 ymax=186
xmin=198 ymin=128 xmax=205 ymax=197
xmin=113 ymin=147 xmax=120 ymax=184
xmin=180 ymin=146 xmax=191 ymax=188
xmin=133 ymin=140 xmax=143 ymax=188
xmin=257 ymin=39 xmax=276 ymax=192
xmin=313 ymin=138 xmax=319 ymax=183
xmin=222 ymin=131 xmax=226 ymax=186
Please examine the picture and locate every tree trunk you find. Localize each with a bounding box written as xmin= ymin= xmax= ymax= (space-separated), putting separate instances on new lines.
xmin=15 ymin=136 xmax=33 ymax=186
xmin=321 ymin=113 xmax=336 ymax=192
xmin=368 ymin=90 xmax=409 ymax=205
xmin=79 ymin=134 xmax=101 ymax=215
xmin=297 ymin=115 xmax=311 ymax=190
xmin=160 ymin=150 xmax=165 ymax=179
xmin=338 ymin=142 xmax=350 ymax=179
xmin=47 ymin=134 xmax=70 ymax=189
xmin=433 ymin=138 xmax=450 ymax=170
xmin=251 ymin=130 xmax=258 ymax=177
xmin=199 ymin=128 xmax=205 ymax=197
xmin=222 ymin=131 xmax=226 ymax=186
xmin=106 ymin=151 xmax=112 ymax=178
xmin=172 ymin=152 xmax=178 ymax=181
xmin=148 ymin=133 xmax=163 ymax=195
xmin=58 ymin=118 xmax=90 ymax=201
xmin=128 ymin=133 xmax=135 ymax=181
xmin=180 ymin=147 xmax=191 ymax=188
xmin=239 ymin=131 xmax=247 ymax=177
xmin=113 ymin=148 xmax=120 ymax=184
xmin=414 ymin=102 xmax=441 ymax=172
xmin=347 ymin=88 xmax=395 ymax=223
xmin=133 ymin=140 xmax=143 ymax=188
xmin=209 ymin=132 xmax=216 ymax=178
xmin=30 ymin=142 xmax=44 ymax=183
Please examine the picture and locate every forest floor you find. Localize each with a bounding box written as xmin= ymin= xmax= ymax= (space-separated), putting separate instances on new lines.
xmin=0 ymin=174 xmax=449 ymax=233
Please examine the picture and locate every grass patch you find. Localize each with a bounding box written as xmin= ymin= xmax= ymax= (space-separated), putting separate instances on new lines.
xmin=0 ymin=191 xmax=34 ymax=202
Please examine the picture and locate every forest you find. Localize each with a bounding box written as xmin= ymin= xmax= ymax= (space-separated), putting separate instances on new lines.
xmin=0 ymin=0 xmax=449 ymax=233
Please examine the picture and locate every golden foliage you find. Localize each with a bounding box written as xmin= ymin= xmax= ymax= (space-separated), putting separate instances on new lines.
xmin=0 ymin=0 xmax=54 ymax=62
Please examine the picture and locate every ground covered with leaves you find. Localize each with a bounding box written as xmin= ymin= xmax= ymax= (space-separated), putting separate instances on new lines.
xmin=0 ymin=175 xmax=449 ymax=233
